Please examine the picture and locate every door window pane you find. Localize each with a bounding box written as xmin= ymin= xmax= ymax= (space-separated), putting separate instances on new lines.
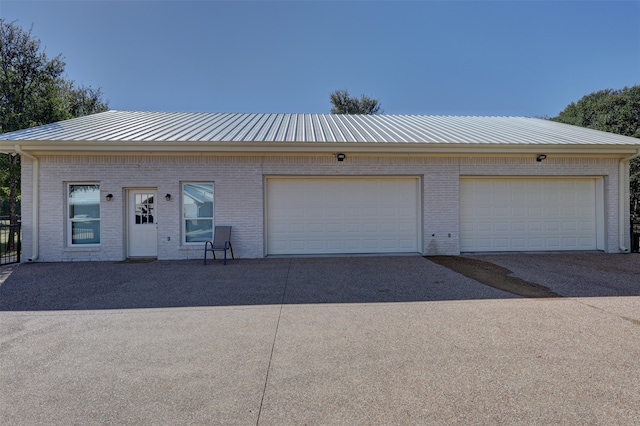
xmin=135 ymin=193 xmax=155 ymax=224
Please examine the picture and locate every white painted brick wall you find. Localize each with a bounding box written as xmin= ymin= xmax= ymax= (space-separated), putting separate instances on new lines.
xmin=19 ymin=153 xmax=626 ymax=262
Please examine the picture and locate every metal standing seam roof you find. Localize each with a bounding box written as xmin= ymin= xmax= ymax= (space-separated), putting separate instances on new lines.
xmin=1 ymin=110 xmax=640 ymax=146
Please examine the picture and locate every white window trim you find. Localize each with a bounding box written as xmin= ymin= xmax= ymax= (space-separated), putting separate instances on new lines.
xmin=182 ymin=182 xmax=215 ymax=245
xmin=67 ymin=183 xmax=101 ymax=247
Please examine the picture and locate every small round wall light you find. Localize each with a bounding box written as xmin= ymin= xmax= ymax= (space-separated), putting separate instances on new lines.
xmin=165 ymin=194 xmax=171 ymax=201
xmin=336 ymin=153 xmax=346 ymax=162
xmin=536 ymin=154 xmax=547 ymax=162
xmin=106 ymin=193 xmax=113 ymax=201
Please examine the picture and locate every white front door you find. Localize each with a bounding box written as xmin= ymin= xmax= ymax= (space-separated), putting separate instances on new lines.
xmin=128 ymin=189 xmax=158 ymax=257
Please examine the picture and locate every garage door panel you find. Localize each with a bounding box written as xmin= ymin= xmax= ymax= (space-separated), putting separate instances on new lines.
xmin=347 ymin=208 xmax=364 ymax=217
xmin=578 ymin=237 xmax=594 ymax=248
xmin=545 ymin=193 xmax=560 ymax=203
xmin=308 ymin=240 xmax=324 ymax=250
xmin=545 ymin=222 xmax=560 ymax=231
xmin=327 ymin=240 xmax=342 ymax=249
xmin=579 ymin=221 xmax=594 ymax=231
xmin=327 ymin=224 xmax=341 ymax=233
xmin=270 ymin=240 xmax=286 ymax=251
xmin=511 ymin=238 xmax=526 ymax=248
xmin=267 ymin=178 xmax=419 ymax=255
xmin=380 ymin=239 xmax=397 ymax=249
xmin=271 ymin=207 xmax=288 ymax=218
xmin=494 ymin=222 xmax=509 ymax=232
xmin=495 ymin=239 xmax=510 ymax=248
xmin=528 ymin=222 xmax=543 ymax=231
xmin=308 ymin=223 xmax=323 ymax=233
xmin=291 ymin=207 xmax=305 ymax=217
xmin=270 ymin=223 xmax=287 ymax=233
xmin=398 ymin=222 xmax=416 ymax=232
xmin=345 ymin=223 xmax=360 ymax=233
xmin=477 ymin=222 xmax=492 ymax=232
xmin=380 ymin=223 xmax=396 ymax=232
xmin=399 ymin=238 xmax=417 ymax=249
xmin=512 ymin=222 xmax=526 ymax=232
xmin=578 ymin=207 xmax=594 ymax=217
xmin=460 ymin=178 xmax=597 ymax=252
xmin=530 ymin=238 xmax=545 ymax=249
xmin=528 ymin=207 xmax=543 ymax=216
xmin=494 ymin=207 xmax=509 ymax=217
xmin=476 ymin=207 xmax=492 ymax=217
xmin=546 ymin=238 xmax=561 ymax=248
xmin=363 ymin=239 xmax=378 ymax=249
xmin=363 ymin=223 xmax=378 ymax=232
xmin=345 ymin=240 xmax=361 ymax=249
xmin=545 ymin=207 xmax=560 ymax=216
xmin=290 ymin=240 xmax=305 ymax=250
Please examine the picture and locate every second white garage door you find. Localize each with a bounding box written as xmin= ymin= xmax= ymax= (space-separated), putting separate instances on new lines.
xmin=460 ymin=177 xmax=604 ymax=252
xmin=266 ymin=177 xmax=420 ymax=255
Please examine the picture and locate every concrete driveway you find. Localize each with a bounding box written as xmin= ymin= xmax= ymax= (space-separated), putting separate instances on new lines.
xmin=1 ymin=254 xmax=639 ymax=425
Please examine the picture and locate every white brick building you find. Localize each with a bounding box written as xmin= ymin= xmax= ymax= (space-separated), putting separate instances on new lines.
xmin=2 ymin=111 xmax=639 ymax=262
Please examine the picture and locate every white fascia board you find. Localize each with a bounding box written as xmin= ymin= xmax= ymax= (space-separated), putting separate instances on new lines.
xmin=8 ymin=140 xmax=640 ymax=156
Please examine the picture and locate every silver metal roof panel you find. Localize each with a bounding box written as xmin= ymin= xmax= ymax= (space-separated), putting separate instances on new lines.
xmin=2 ymin=110 xmax=639 ymax=147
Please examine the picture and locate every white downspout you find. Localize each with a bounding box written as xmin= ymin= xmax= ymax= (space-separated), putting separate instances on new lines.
xmin=619 ymin=149 xmax=640 ymax=252
xmin=13 ymin=145 xmax=39 ymax=261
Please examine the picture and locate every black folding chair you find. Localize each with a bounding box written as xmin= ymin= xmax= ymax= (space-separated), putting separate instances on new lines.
xmin=204 ymin=226 xmax=234 ymax=265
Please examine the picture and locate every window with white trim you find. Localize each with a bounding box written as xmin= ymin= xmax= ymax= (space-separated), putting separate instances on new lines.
xmin=68 ymin=184 xmax=100 ymax=245
xmin=183 ymin=183 xmax=214 ymax=243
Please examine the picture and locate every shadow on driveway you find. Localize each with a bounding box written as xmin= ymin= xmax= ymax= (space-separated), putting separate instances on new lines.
xmin=0 ymin=254 xmax=638 ymax=311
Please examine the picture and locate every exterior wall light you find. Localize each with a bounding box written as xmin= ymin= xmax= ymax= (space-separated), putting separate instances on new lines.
xmin=536 ymin=154 xmax=547 ymax=162
xmin=165 ymin=194 xmax=171 ymax=201
xmin=336 ymin=153 xmax=346 ymax=162
xmin=106 ymin=193 xmax=113 ymax=201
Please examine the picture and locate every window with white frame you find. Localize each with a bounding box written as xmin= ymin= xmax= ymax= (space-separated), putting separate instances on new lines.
xmin=183 ymin=183 xmax=214 ymax=243
xmin=68 ymin=184 xmax=100 ymax=245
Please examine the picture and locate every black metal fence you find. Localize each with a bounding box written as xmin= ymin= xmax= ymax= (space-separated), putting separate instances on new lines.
xmin=1 ymin=220 xmax=21 ymax=265
xmin=632 ymin=219 xmax=640 ymax=253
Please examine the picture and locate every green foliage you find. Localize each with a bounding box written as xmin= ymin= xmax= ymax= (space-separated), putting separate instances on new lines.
xmin=552 ymin=85 xmax=640 ymax=220
xmin=0 ymin=153 xmax=20 ymax=216
xmin=1 ymin=20 xmax=65 ymax=133
xmin=330 ymin=89 xmax=383 ymax=115
xmin=551 ymin=86 xmax=640 ymax=138
xmin=58 ymin=79 xmax=109 ymax=120
xmin=0 ymin=19 xmax=108 ymax=219
xmin=632 ymin=159 xmax=640 ymax=219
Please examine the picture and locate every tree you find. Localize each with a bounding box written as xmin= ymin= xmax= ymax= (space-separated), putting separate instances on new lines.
xmin=0 ymin=19 xmax=108 ymax=229
xmin=551 ymin=86 xmax=640 ymax=137
xmin=551 ymin=85 xmax=640 ymax=220
xmin=330 ymin=89 xmax=383 ymax=115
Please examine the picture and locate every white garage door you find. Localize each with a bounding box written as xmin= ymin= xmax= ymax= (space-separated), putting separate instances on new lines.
xmin=266 ymin=177 xmax=420 ymax=255
xmin=460 ymin=178 xmax=602 ymax=252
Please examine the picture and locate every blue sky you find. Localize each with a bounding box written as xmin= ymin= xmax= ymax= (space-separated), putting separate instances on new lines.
xmin=2 ymin=1 xmax=639 ymax=117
